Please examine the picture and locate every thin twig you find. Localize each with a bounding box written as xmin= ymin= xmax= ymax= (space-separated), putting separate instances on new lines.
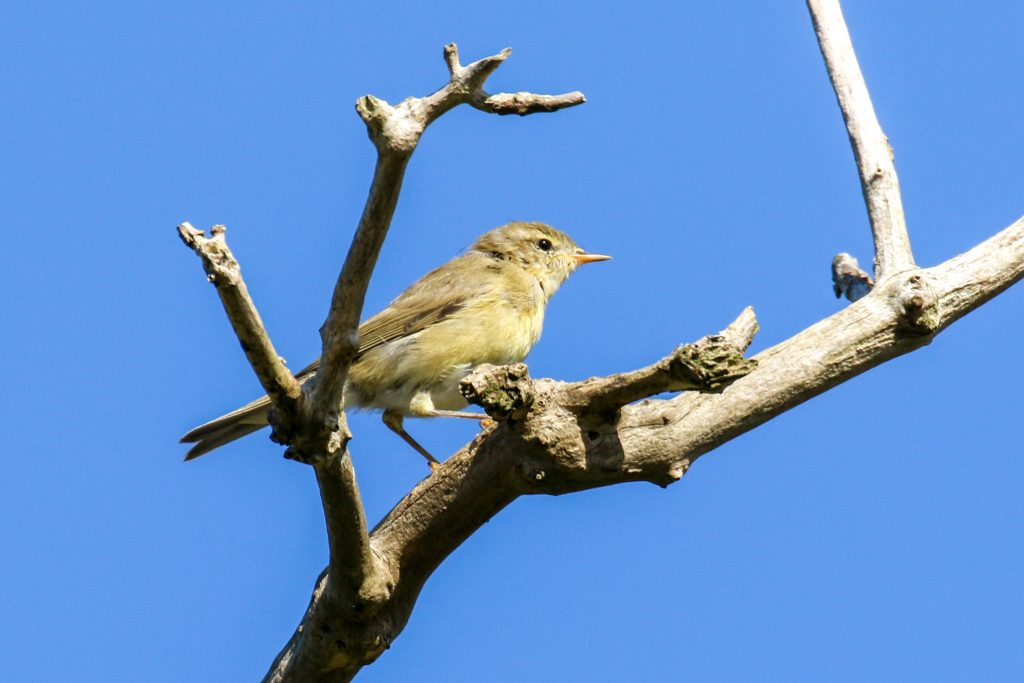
xmin=807 ymin=0 xmax=914 ymax=279
xmin=717 ymin=306 xmax=759 ymax=350
xmin=177 ymin=223 xmax=302 ymax=412
xmin=564 ymin=308 xmax=759 ymax=413
xmin=310 ymin=153 xmax=411 ymax=433
xmin=178 ymin=221 xmax=377 ymax=604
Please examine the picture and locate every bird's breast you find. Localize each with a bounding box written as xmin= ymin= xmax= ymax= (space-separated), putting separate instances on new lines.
xmin=344 ymin=274 xmax=546 ymax=414
xmin=426 ymin=287 xmax=544 ymax=367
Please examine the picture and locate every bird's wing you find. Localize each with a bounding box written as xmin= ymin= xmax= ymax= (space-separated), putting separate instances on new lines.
xmin=182 ymin=252 xmax=500 ymax=456
xmin=293 ymin=252 xmax=490 ymax=379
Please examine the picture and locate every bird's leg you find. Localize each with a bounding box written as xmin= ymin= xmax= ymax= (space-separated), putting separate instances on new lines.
xmin=425 ymin=409 xmax=483 ymax=419
xmin=426 ymin=409 xmax=495 ymax=430
xmin=382 ymin=410 xmax=440 ymax=470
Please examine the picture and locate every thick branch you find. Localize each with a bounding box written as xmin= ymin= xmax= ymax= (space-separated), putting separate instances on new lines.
xmin=177 ymin=223 xmax=302 ymax=413
xmin=929 ymin=216 xmax=1024 ymax=325
xmin=459 ymin=363 xmax=535 ymax=421
xmin=314 ymin=455 xmax=386 ymax=603
xmin=617 ymin=215 xmax=1024 ymax=464
xmin=808 ymin=0 xmax=914 ymax=279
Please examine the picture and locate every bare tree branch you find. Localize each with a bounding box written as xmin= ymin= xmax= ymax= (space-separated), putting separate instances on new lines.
xmin=718 ymin=305 xmax=760 ymax=348
xmin=477 ymin=90 xmax=586 ymax=115
xmin=626 ymin=215 xmax=1024 ymax=462
xmin=313 ymin=456 xmax=385 ymax=601
xmin=561 ymin=310 xmax=759 ymax=415
xmin=177 ymin=223 xmax=302 ymax=413
xmin=306 ymin=153 xmax=408 ymax=441
xmin=929 ymin=216 xmax=1024 ymax=325
xmin=458 ymin=309 xmax=759 ymax=427
xmin=447 ymin=44 xmax=587 ymax=116
xmin=808 ymin=0 xmax=914 ymax=280
xmin=179 ymin=222 xmax=381 ymax=620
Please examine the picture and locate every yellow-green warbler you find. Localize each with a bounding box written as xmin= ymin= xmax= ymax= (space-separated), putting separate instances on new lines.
xmin=181 ymin=221 xmax=610 ymax=467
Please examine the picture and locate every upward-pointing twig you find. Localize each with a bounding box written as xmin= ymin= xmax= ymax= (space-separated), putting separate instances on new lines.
xmin=808 ymin=0 xmax=915 ymax=280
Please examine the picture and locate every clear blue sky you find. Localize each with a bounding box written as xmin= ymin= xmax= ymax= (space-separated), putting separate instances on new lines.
xmin=4 ymin=2 xmax=1023 ymax=681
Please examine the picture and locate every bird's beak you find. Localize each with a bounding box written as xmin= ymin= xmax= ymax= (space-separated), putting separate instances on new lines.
xmin=572 ymin=252 xmax=612 ymax=264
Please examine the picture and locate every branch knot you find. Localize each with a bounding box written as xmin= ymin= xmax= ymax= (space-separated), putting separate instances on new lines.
xmin=667 ymin=335 xmax=758 ymax=394
xmin=460 ymin=363 xmax=534 ymax=421
xmin=896 ymin=272 xmax=940 ymax=334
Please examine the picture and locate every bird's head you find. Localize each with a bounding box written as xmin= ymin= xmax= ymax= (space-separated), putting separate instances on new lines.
xmin=471 ymin=221 xmax=610 ymax=299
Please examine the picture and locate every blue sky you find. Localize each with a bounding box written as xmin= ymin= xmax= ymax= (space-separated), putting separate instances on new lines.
xmin=3 ymin=2 xmax=1023 ymax=681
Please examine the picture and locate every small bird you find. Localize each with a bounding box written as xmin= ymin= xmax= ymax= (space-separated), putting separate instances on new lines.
xmin=181 ymin=221 xmax=610 ymax=467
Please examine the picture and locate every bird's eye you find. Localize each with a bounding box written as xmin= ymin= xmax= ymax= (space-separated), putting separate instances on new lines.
xmin=537 ymin=238 xmax=552 ymax=251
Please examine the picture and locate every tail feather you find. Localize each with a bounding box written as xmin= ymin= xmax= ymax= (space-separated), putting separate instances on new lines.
xmin=183 ymin=422 xmax=267 ymax=461
xmin=180 ymin=397 xmax=271 ymax=461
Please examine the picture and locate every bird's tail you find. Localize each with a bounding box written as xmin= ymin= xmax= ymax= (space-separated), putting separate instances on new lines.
xmin=180 ymin=396 xmax=272 ymax=461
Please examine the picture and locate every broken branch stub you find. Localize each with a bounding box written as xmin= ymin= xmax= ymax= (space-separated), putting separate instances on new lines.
xmin=460 ymin=363 xmax=535 ymax=421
